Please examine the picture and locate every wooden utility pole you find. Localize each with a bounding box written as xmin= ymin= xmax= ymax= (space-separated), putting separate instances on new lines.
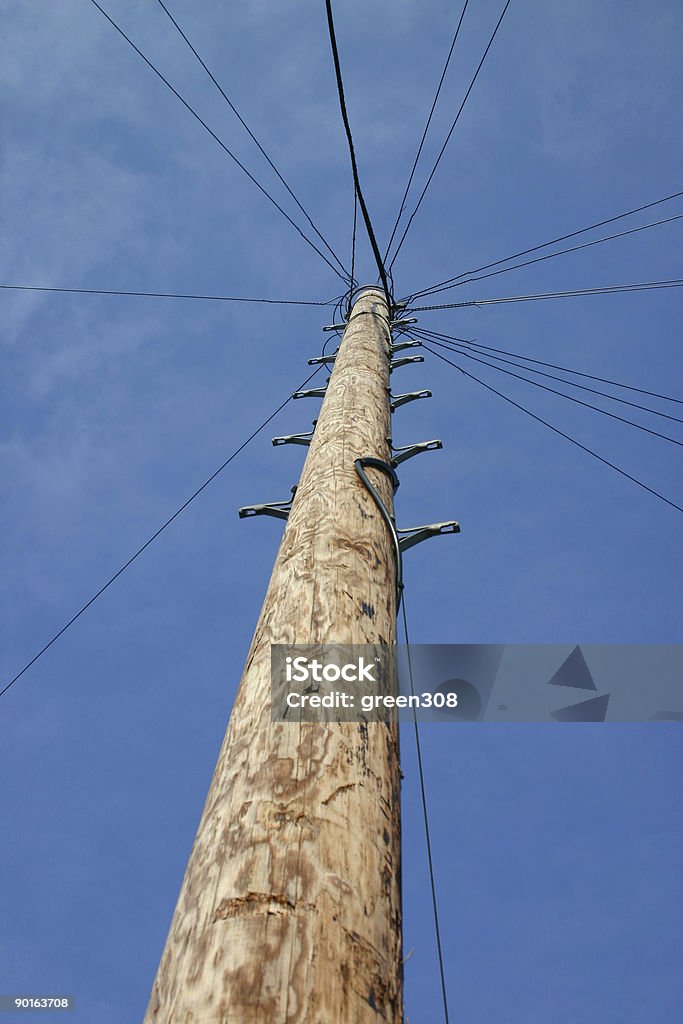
xmin=145 ymin=287 xmax=403 ymax=1023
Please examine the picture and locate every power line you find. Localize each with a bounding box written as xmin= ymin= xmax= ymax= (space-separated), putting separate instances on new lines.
xmin=411 ymin=325 xmax=683 ymax=406
xmin=88 ymin=0 xmax=348 ymax=284
xmin=423 ymin=344 xmax=682 ymax=514
xmin=410 ymin=212 xmax=683 ymax=299
xmin=414 ymin=327 xmax=683 ymax=424
xmin=0 ymin=366 xmax=323 ymax=700
xmin=346 ymin=186 xmax=359 ymax=318
xmin=408 ymin=189 xmax=683 ymax=300
xmin=421 ymin=337 xmax=683 ymax=447
xmin=383 ymin=0 xmax=471 ymax=263
xmin=351 ymin=186 xmax=358 ymax=287
xmin=154 ymin=0 xmax=349 ymax=282
xmin=389 ymin=0 xmax=512 ymax=270
xmin=401 ymin=589 xmax=451 ymax=1024
xmin=0 ymin=284 xmax=338 ymax=305
xmin=323 ymin=0 xmax=393 ymax=306
xmin=410 ymin=278 xmax=683 ymax=311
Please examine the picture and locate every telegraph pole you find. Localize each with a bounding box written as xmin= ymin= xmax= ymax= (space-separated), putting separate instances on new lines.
xmin=145 ymin=287 xmax=406 ymax=1023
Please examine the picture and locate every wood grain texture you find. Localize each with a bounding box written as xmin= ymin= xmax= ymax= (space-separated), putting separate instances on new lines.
xmin=144 ymin=289 xmax=403 ymax=1023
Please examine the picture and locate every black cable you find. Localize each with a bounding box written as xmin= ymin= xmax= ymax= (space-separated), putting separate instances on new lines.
xmin=0 ymin=366 xmax=323 ymax=699
xmin=423 ymin=344 xmax=682 ymax=513
xmin=384 ymin=0 xmax=471 ymax=263
xmin=321 ymin=333 xmax=338 ymax=359
xmin=354 ymin=458 xmax=403 ymax=608
xmin=389 ymin=0 xmax=512 ymax=270
xmin=0 ymin=283 xmax=338 ymax=305
xmin=414 ymin=328 xmax=683 ymax=424
xmin=401 ymin=588 xmax=450 ymax=1024
xmin=351 ymin=187 xmax=358 ymax=288
xmin=411 ymin=212 xmax=683 ymax=300
xmin=155 ymin=0 xmax=350 ymax=283
xmin=410 ymin=278 xmax=683 ymax=311
xmin=346 ymin=186 xmax=359 ymax=318
xmin=421 ymin=337 xmax=683 ymax=447
xmin=408 ymin=189 xmax=683 ymax=301
xmin=410 ymin=325 xmax=683 ymax=406
xmin=88 ymin=0 xmax=348 ymax=284
xmin=323 ymin=0 xmax=392 ymax=307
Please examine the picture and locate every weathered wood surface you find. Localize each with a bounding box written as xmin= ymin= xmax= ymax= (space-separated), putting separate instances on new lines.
xmin=144 ymin=288 xmax=403 ymax=1023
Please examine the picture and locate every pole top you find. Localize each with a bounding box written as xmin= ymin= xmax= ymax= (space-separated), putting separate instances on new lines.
xmin=349 ymin=284 xmax=387 ymax=306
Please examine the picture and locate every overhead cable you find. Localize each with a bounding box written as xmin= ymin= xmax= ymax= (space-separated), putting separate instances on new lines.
xmin=408 ymin=189 xmax=683 ymax=300
xmin=0 ymin=284 xmax=338 ymax=305
xmin=401 ymin=589 xmax=451 ymax=1024
xmin=410 ymin=278 xmax=683 ymax=311
xmin=0 ymin=366 xmax=323 ymax=699
xmin=155 ymin=0 xmax=349 ymax=282
xmin=323 ymin=0 xmax=393 ymax=306
xmin=423 ymin=344 xmax=682 ymax=514
xmin=411 ymin=326 xmax=683 ymax=405
xmin=384 ymin=0 xmax=471 ymax=263
xmin=421 ymin=337 xmax=683 ymax=446
xmin=413 ymin=328 xmax=683 ymax=423
xmin=346 ymin=186 xmax=359 ymax=317
xmin=389 ymin=0 xmax=512 ymax=269
xmin=410 ymin=212 xmax=683 ymax=299
xmin=88 ymin=0 xmax=348 ymax=284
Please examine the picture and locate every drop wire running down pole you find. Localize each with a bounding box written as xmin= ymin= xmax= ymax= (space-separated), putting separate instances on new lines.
xmin=144 ymin=287 xmax=403 ymax=1023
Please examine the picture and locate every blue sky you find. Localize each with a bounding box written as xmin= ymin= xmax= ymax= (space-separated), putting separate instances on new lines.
xmin=1 ymin=1 xmax=681 ymax=1021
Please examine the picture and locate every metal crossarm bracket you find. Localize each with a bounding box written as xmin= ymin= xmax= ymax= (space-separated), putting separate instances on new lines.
xmin=397 ymin=521 xmax=460 ymax=552
xmin=272 ymin=429 xmax=314 ymax=447
xmin=390 ymin=355 xmax=424 ymax=372
xmin=292 ymin=386 xmax=327 ymax=400
xmin=390 ymin=317 xmax=418 ymax=329
xmin=390 ymin=439 xmax=443 ymax=467
xmin=307 ymin=354 xmax=335 ymax=366
xmin=390 ymin=339 xmax=422 ymax=355
xmin=389 ymin=389 xmax=432 ymax=412
xmin=322 ymin=322 xmax=347 ymax=333
xmin=239 ymin=487 xmax=297 ymax=521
